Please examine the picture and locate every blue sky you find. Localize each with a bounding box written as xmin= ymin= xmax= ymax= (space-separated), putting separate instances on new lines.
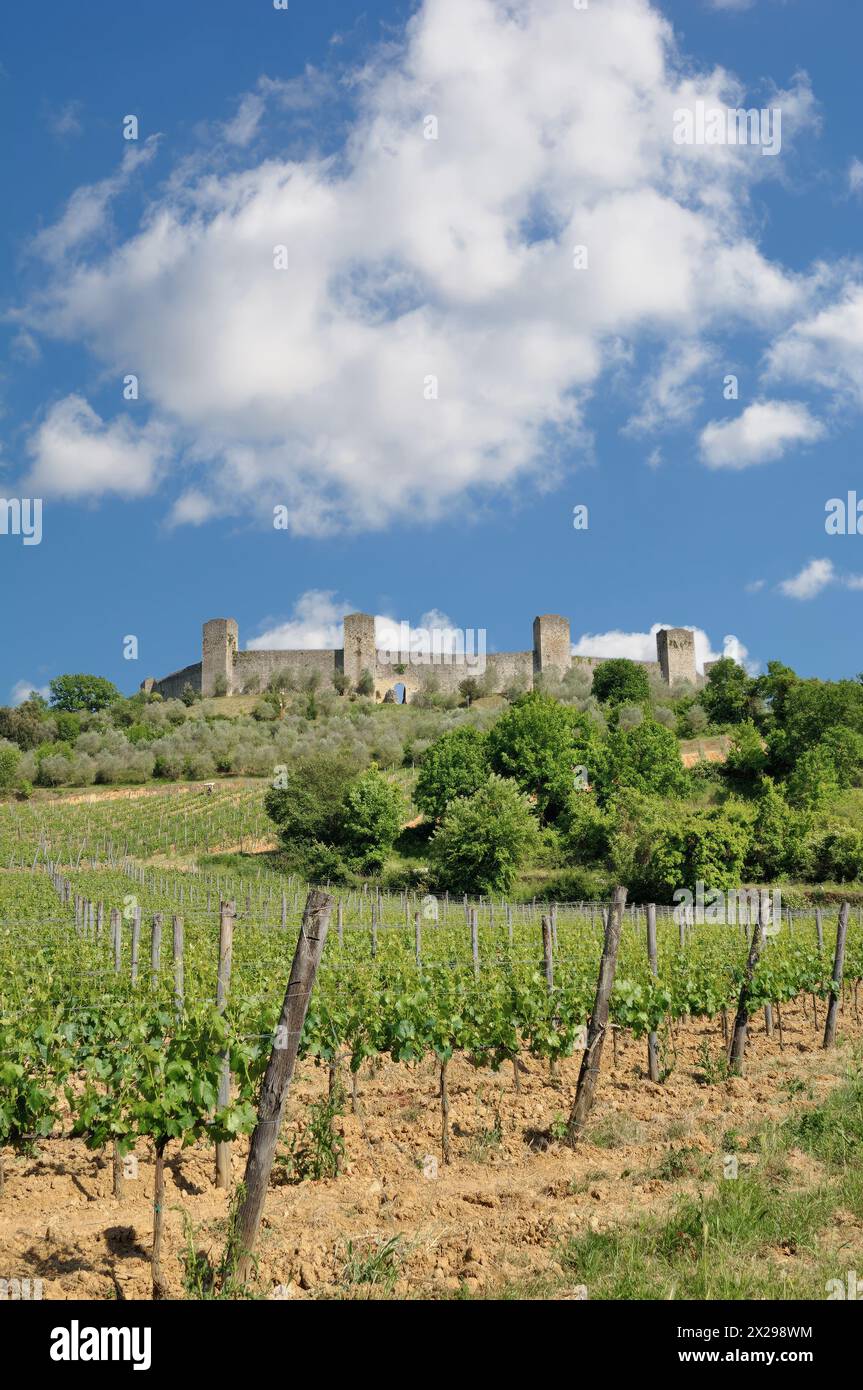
xmin=2 ymin=0 xmax=863 ymax=702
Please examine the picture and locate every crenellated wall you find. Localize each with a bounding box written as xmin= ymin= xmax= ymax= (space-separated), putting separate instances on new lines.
xmin=142 ymin=612 xmax=701 ymax=700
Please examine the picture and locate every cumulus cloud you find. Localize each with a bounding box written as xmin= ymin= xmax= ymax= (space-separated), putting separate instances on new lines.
xmin=10 ymin=680 xmax=50 ymax=706
xmin=248 ymin=590 xmax=463 ymax=655
xmin=25 ymin=394 xmax=170 ymax=498
xmin=699 ymin=399 xmax=824 ymax=468
xmin=18 ymin=0 xmax=819 ymax=531
xmin=777 ymin=557 xmax=835 ymax=599
xmin=571 ymin=623 xmax=755 ymax=673
xmin=767 ymin=283 xmax=863 ymax=405
xmin=29 ymin=138 xmax=159 ymax=261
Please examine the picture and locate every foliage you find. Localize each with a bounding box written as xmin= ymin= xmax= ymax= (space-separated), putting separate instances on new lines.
xmin=430 ymin=774 xmax=540 ymax=894
xmin=339 ymin=768 xmax=406 ymax=872
xmin=415 ymin=725 xmax=489 ymax=820
xmin=591 ymin=658 xmax=650 ymax=706
xmin=49 ymin=674 xmax=120 ymax=713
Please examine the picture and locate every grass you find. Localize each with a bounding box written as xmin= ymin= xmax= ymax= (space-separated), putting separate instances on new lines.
xmin=463 ymin=1064 xmax=863 ymax=1301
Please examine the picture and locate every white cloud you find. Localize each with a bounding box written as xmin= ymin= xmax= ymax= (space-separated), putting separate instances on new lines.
xmin=707 ymin=0 xmax=755 ymax=10
xmin=248 ymin=590 xmax=463 ymax=655
xmin=767 ymin=282 xmax=863 ymax=405
xmin=30 ymin=138 xmax=159 ymax=260
xmin=777 ymin=557 xmax=835 ymax=599
xmin=25 ymin=394 xmax=170 ymax=498
xmin=10 ymin=681 xmax=50 ymax=706
xmin=19 ymin=0 xmax=819 ymax=532
xmin=699 ymin=399 xmax=824 ymax=468
xmin=848 ymin=158 xmax=863 ymax=198
xmin=571 ymin=622 xmax=754 ymax=674
xmin=51 ymin=101 xmax=83 ymax=138
xmin=745 ymin=578 xmax=765 ymax=592
xmin=625 ymin=340 xmax=714 ymax=434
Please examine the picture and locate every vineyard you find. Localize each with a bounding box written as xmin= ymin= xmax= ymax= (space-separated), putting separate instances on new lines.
xmin=2 ymin=782 xmax=863 ymax=1300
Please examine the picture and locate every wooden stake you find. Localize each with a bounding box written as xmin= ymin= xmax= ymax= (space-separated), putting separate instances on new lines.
xmin=823 ymin=903 xmax=849 ymax=1050
xmin=215 ymin=904 xmax=235 ymax=1190
xmin=230 ymin=890 xmax=333 ymax=1285
xmin=566 ymin=886 xmax=627 ymax=1144
xmin=646 ymin=903 xmax=660 ymax=1084
xmin=728 ymin=899 xmax=766 ymax=1075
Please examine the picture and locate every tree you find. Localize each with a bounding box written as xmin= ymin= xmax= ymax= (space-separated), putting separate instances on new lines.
xmin=746 ymin=778 xmax=807 ymax=880
xmin=356 ymin=670 xmax=375 ymax=697
xmin=701 ymin=658 xmax=753 ymax=725
xmin=49 ymin=674 xmax=120 ymax=713
xmin=591 ymin=659 xmax=650 ymax=706
xmin=415 ymin=725 xmax=489 ymax=820
xmin=785 ymin=744 xmax=840 ymax=810
xmin=605 ymin=719 xmax=686 ymax=798
xmin=430 ymin=775 xmax=540 ymax=894
xmin=340 ymin=768 xmax=406 ymax=872
xmin=0 ymin=707 xmax=45 ymax=751
xmin=723 ymin=720 xmax=768 ymax=786
xmin=486 ymin=691 xmax=579 ymax=822
xmin=458 ymin=677 xmax=481 ymax=707
xmin=265 ymin=752 xmax=362 ymax=851
xmin=0 ymin=741 xmax=20 ymax=789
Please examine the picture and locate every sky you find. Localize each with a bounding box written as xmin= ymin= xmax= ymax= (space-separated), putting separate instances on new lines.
xmin=2 ymin=0 xmax=863 ymax=703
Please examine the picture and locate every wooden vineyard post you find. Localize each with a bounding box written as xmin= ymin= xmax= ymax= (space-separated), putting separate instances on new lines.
xmin=215 ymin=903 xmax=235 ymax=1189
xmin=823 ymin=903 xmax=849 ymax=1050
xmin=150 ymin=913 xmax=162 ymax=990
xmin=646 ymin=903 xmax=661 ymax=1084
xmin=231 ymin=890 xmax=333 ymax=1285
xmin=130 ymin=906 xmax=141 ymax=984
xmin=541 ymin=915 xmax=554 ymax=992
xmin=815 ymin=909 xmax=824 ymax=955
xmin=281 ymin=892 xmax=287 ymax=930
xmin=471 ymin=908 xmax=479 ymax=979
xmin=414 ymin=911 xmax=422 ymax=968
xmin=337 ymin=899 xmax=344 ymax=946
xmin=111 ymin=908 xmax=121 ymax=973
xmin=173 ymin=915 xmax=184 ymax=1016
xmin=566 ymin=886 xmax=627 ymax=1145
xmin=728 ymin=897 xmax=766 ymax=1076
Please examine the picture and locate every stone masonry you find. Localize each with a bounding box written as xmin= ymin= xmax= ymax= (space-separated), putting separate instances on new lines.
xmin=142 ymin=613 xmax=701 ymax=700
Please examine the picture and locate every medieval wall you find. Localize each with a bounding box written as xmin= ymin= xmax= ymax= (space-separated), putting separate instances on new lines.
xmin=143 ymin=613 xmax=702 ymax=700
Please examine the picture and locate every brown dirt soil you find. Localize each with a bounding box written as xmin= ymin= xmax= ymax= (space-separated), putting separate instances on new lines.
xmin=1 ymin=1000 xmax=861 ymax=1302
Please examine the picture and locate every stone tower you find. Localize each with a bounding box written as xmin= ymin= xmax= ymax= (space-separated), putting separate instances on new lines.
xmin=656 ymin=627 xmax=696 ymax=687
xmin=533 ymin=614 xmax=572 ymax=679
xmin=342 ymin=612 xmax=376 ymax=688
xmin=202 ymin=618 xmax=239 ymax=696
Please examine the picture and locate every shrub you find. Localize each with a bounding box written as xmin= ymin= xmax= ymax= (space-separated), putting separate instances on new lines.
xmin=604 ymin=719 xmax=686 ymax=800
xmin=0 ymin=740 xmax=21 ymax=790
xmin=591 ymin=659 xmax=650 ymax=706
xmin=339 ymin=768 xmax=406 ymax=872
xmin=430 ymin=774 xmax=540 ymax=894
xmin=356 ymin=670 xmax=375 ymax=697
xmin=264 ymin=751 xmax=363 ymax=851
xmin=808 ymin=828 xmax=863 ymax=882
xmin=414 ymin=725 xmax=489 ymax=820
xmin=701 ymin=658 xmax=754 ymax=725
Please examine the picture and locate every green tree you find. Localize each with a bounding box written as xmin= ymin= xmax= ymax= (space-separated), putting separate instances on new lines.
xmin=264 ymin=751 xmax=362 ymax=850
xmin=0 ymin=740 xmax=21 ymax=789
xmin=605 ymin=719 xmax=686 ymax=798
xmin=701 ymin=658 xmax=753 ymax=725
xmin=415 ymin=725 xmax=489 ymax=820
xmin=723 ymin=720 xmax=768 ymax=786
xmin=591 ymin=659 xmax=650 ymax=706
xmin=745 ymin=778 xmax=808 ymax=880
xmin=49 ymin=674 xmax=120 ymax=713
xmin=785 ymin=744 xmax=840 ymax=810
xmin=430 ymin=775 xmax=540 ymax=894
xmin=486 ymin=691 xmax=578 ymax=822
xmin=340 ymin=768 xmax=406 ymax=872
xmin=356 ymin=670 xmax=375 ymax=697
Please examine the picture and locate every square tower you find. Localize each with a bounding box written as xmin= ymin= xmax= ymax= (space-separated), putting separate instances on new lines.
xmin=656 ymin=627 xmax=696 ymax=687
xmin=533 ymin=614 xmax=572 ymax=678
xmin=341 ymin=613 xmax=376 ymax=688
xmin=202 ymin=618 xmax=239 ymax=696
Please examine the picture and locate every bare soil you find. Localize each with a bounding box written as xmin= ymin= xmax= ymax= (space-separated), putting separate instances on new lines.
xmin=1 ymin=1000 xmax=861 ymax=1301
